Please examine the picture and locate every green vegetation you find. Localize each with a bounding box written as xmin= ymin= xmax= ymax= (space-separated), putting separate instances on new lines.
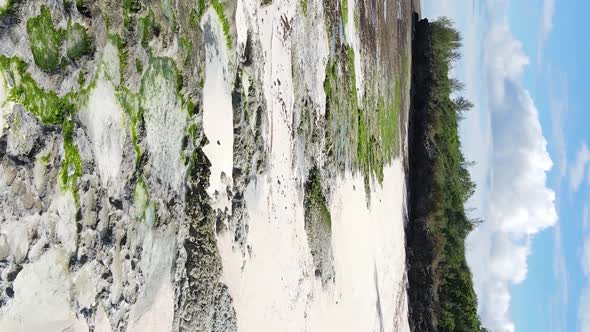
xmin=122 ymin=0 xmax=141 ymax=27
xmin=340 ymin=0 xmax=348 ymax=26
xmin=304 ymin=168 xmax=331 ymax=227
xmin=324 ymin=48 xmax=359 ymax=172
xmin=133 ymin=179 xmax=149 ymax=220
xmin=160 ymin=0 xmax=177 ymax=30
xmin=116 ymin=56 xmax=186 ymax=168
xmin=75 ymin=0 xmax=91 ymax=17
xmin=66 ymin=21 xmax=91 ymax=60
xmin=138 ymin=9 xmax=159 ymax=49
xmin=0 ymin=55 xmax=84 ymax=199
xmin=323 ymin=45 xmax=402 ymax=190
xmin=0 ymin=56 xmax=69 ymax=124
xmin=197 ymin=0 xmax=207 ymax=22
xmin=415 ymin=18 xmax=486 ymax=332
xmin=40 ymin=152 xmax=52 ymax=166
xmin=26 ymin=5 xmax=64 ymax=72
xmin=179 ymin=37 xmax=193 ymax=65
xmin=59 ymin=116 xmax=82 ymax=198
xmin=210 ymin=0 xmax=232 ymax=50
xmin=301 ymin=0 xmax=308 ymax=15
xmin=135 ymin=58 xmax=143 ymax=73
xmin=108 ymin=33 xmax=128 ymax=80
xmin=140 ymin=56 xmax=181 ymax=99
xmin=116 ymin=86 xmax=142 ymax=166
xmin=0 ymin=0 xmax=11 ymax=17
xmin=303 ymin=167 xmax=335 ymax=285
xmin=77 ymin=70 xmax=86 ymax=86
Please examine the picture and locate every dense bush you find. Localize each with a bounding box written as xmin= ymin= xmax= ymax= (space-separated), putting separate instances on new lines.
xmin=419 ymin=18 xmax=488 ymax=332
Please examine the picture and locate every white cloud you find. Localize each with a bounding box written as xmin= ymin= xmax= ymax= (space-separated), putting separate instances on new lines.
xmin=569 ymin=142 xmax=590 ymax=192
xmin=466 ymin=2 xmax=557 ymax=332
xmin=541 ymin=0 xmax=556 ymax=37
xmin=545 ymin=69 xmax=569 ymax=332
xmin=537 ymin=0 xmax=556 ymax=66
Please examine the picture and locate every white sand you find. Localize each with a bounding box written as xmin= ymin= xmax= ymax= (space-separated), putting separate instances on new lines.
xmin=201 ymin=9 xmax=235 ymax=214
xmin=219 ymin=162 xmax=409 ymax=332
xmin=217 ymin=1 xmax=409 ymax=330
xmin=126 ymin=282 xmax=174 ymax=332
xmin=307 ymin=164 xmax=410 ymax=332
xmin=0 ymin=248 xmax=89 ymax=332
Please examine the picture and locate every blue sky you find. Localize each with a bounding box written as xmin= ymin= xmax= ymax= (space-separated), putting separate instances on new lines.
xmin=423 ymin=1 xmax=589 ymax=331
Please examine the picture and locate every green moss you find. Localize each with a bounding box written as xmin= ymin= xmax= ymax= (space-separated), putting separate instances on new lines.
xmin=346 ymin=47 xmax=357 ymax=107
xmin=376 ymin=80 xmax=400 ymax=164
xmin=59 ymin=116 xmax=82 ymax=200
xmin=261 ymin=0 xmax=272 ymax=5
xmin=26 ymin=5 xmax=64 ymax=72
xmin=189 ymin=9 xmax=198 ymax=28
xmin=123 ymin=0 xmax=141 ymax=27
xmin=66 ymin=21 xmax=91 ymax=60
xmin=108 ymin=33 xmax=128 ymax=80
xmin=77 ymin=70 xmax=85 ymax=86
xmin=197 ymin=0 xmax=207 ymax=22
xmin=0 ymin=0 xmax=11 ymax=17
xmin=133 ymin=179 xmax=149 ymax=220
xmin=140 ymin=57 xmax=181 ymax=98
xmin=301 ymin=0 xmax=307 ymax=15
xmin=117 ymin=56 xmax=184 ymax=169
xmin=187 ymin=123 xmax=199 ymax=139
xmin=138 ymin=9 xmax=158 ymax=49
xmin=210 ymin=0 xmax=232 ymax=50
xmin=135 ymin=58 xmax=143 ymax=73
xmin=179 ymin=37 xmax=193 ymax=64
xmin=305 ymin=167 xmax=331 ymax=227
xmin=340 ymin=0 xmax=348 ymax=26
xmin=116 ymin=87 xmax=142 ymax=166
xmin=323 ymin=43 xmax=402 ymax=189
xmin=0 ymin=56 xmax=69 ymax=125
xmin=354 ymin=10 xmax=359 ymax=31
xmin=0 ymin=55 xmax=85 ymax=199
xmin=40 ymin=152 xmax=52 ymax=165
xmin=160 ymin=0 xmax=177 ymax=30
xmin=75 ymin=0 xmax=91 ymax=16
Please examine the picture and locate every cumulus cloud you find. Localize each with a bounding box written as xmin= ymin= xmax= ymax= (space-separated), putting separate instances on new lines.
xmin=466 ymin=4 xmax=557 ymax=332
xmin=537 ymin=0 xmax=556 ymax=66
xmin=569 ymin=142 xmax=590 ymax=193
